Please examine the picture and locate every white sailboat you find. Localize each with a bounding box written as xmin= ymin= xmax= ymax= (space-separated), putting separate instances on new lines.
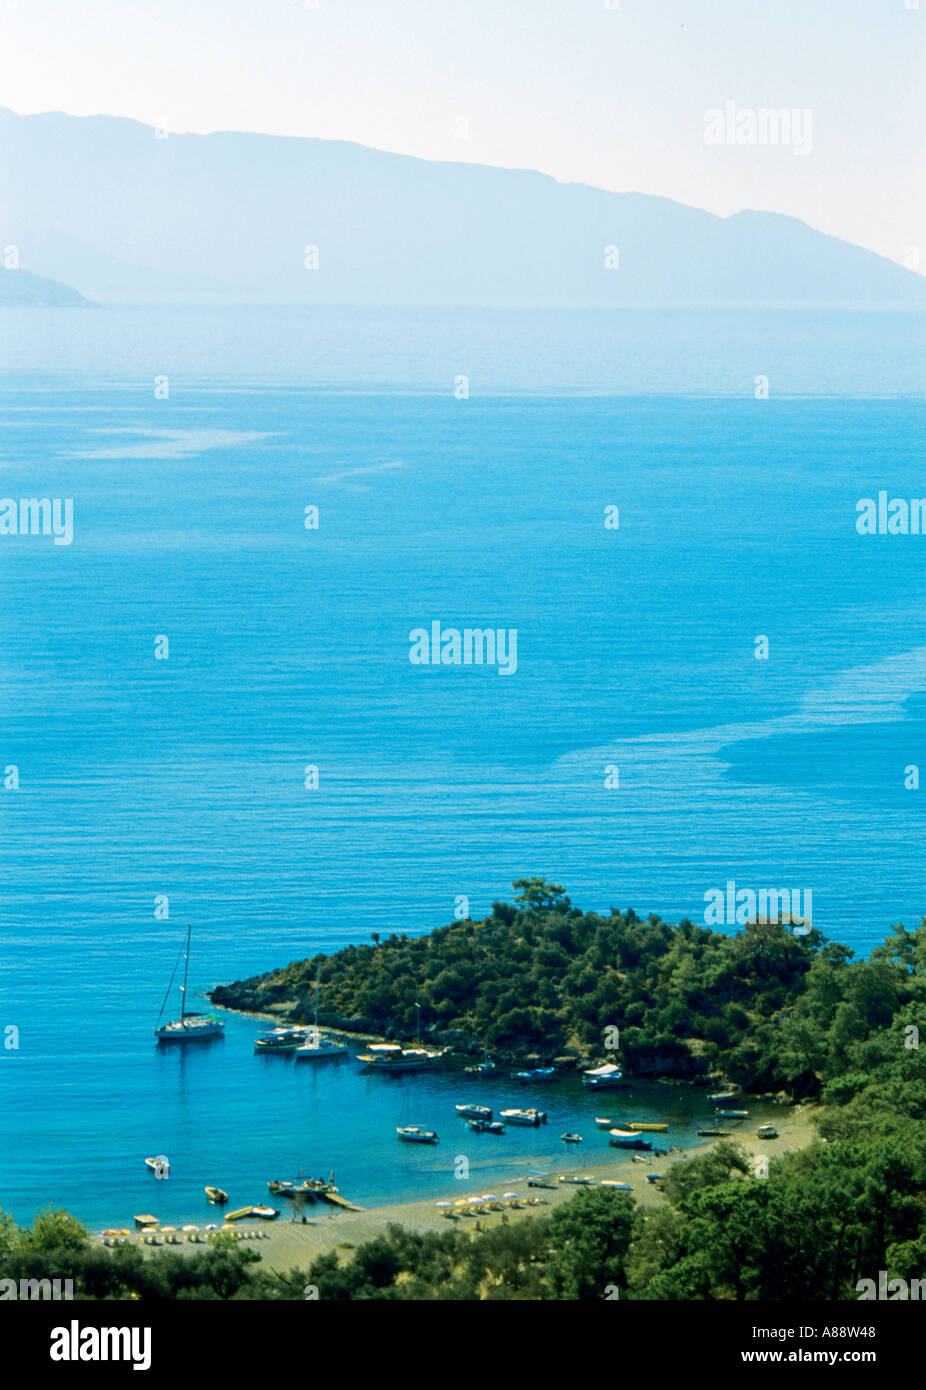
xmin=295 ymin=966 xmax=348 ymax=1061
xmin=154 ymin=925 xmax=225 ymax=1042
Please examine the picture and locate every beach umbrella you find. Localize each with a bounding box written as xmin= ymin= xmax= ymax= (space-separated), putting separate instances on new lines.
xmin=182 ymin=1225 xmax=199 ymax=1232
xmin=502 ymin=1193 xmax=518 ymax=1201
xmin=435 ymin=1201 xmax=453 ymax=1209
xmin=467 ymin=1196 xmax=483 ymax=1204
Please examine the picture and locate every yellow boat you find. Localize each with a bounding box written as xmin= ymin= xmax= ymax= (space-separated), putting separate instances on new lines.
xmin=204 ymin=1186 xmax=228 ymax=1205
xmin=627 ymin=1121 xmax=669 ymax=1132
xmin=223 ymin=1206 xmax=255 ymax=1222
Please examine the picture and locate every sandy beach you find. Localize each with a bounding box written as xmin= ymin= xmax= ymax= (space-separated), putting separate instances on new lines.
xmin=98 ymin=1102 xmax=822 ymax=1275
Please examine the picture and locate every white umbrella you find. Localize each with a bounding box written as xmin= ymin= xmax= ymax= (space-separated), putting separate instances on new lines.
xmin=435 ymin=1201 xmax=453 ymax=1209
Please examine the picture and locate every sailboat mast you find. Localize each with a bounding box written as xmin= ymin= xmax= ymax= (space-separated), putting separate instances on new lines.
xmin=314 ymin=964 xmax=320 ymax=1033
xmin=180 ymin=924 xmax=191 ymax=1021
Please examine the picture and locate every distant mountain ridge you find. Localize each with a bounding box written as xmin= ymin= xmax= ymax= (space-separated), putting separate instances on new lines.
xmin=1 ymin=106 xmax=923 ymax=308
xmin=0 ymin=264 xmax=88 ymax=306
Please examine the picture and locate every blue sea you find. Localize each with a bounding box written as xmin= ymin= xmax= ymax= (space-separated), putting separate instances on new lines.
xmin=0 ymin=305 xmax=924 ymax=1229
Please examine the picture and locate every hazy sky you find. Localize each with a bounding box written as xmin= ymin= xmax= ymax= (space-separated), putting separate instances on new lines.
xmin=2 ymin=0 xmax=923 ymax=267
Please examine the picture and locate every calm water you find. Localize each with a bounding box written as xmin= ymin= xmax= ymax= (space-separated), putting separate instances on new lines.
xmin=0 ymin=306 xmax=923 ymax=1227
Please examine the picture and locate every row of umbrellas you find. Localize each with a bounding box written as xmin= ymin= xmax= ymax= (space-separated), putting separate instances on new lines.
xmin=435 ymin=1192 xmax=519 ymax=1208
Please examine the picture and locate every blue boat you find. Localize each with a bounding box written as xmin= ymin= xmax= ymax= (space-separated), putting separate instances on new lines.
xmin=511 ymin=1067 xmax=555 ymax=1082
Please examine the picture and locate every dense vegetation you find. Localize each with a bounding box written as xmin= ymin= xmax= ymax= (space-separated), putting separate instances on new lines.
xmin=211 ymin=878 xmax=926 ymax=1098
xmin=8 ymin=883 xmax=923 ymax=1300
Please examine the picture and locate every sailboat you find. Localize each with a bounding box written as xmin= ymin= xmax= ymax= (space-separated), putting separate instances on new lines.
xmin=294 ymin=966 xmax=348 ymax=1061
xmin=154 ymin=925 xmax=225 ymax=1042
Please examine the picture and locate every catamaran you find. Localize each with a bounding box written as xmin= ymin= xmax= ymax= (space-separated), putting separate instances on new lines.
xmin=294 ymin=967 xmax=349 ymax=1061
xmin=154 ymin=925 xmax=225 ymax=1043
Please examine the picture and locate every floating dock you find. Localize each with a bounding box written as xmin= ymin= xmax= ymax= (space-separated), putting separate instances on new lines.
xmin=318 ymin=1189 xmax=365 ymax=1212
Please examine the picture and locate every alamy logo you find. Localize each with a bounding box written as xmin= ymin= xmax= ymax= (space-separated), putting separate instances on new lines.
xmin=0 ymin=497 xmax=74 ymax=545
xmin=856 ymin=492 xmax=926 ymax=535
xmin=0 ymin=1277 xmax=73 ymax=1300
xmin=856 ymin=1271 xmax=926 ymax=1300
xmin=50 ymin=1320 xmax=151 ymax=1371
xmin=409 ymin=622 xmax=518 ymax=676
xmin=704 ymin=881 xmax=812 ymax=933
xmin=704 ymin=102 xmax=813 ymax=156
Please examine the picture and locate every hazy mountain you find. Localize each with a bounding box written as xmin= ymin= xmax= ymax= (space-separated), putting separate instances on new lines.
xmin=1 ymin=106 xmax=922 ymax=308
xmin=0 ymin=265 xmax=89 ymax=306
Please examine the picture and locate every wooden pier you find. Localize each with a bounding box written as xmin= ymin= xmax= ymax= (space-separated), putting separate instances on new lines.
xmin=319 ymin=1190 xmax=365 ymax=1212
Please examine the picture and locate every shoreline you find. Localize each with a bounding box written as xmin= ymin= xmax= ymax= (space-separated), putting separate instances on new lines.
xmin=95 ymin=1103 xmax=822 ymax=1274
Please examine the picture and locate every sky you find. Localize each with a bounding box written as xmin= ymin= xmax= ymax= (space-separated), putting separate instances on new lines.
xmin=1 ymin=0 xmax=923 ymax=267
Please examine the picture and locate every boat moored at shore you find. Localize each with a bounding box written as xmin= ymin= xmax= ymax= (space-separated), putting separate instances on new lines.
xmin=608 ymin=1128 xmax=652 ymax=1150
xmin=582 ymin=1062 xmax=623 ymax=1089
xmin=359 ymin=1044 xmax=445 ymax=1072
xmin=255 ymin=1027 xmax=308 ymax=1054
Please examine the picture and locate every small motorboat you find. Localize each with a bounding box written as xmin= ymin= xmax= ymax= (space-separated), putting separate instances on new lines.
xmin=359 ymin=1044 xmax=445 ymax=1072
xmin=397 ymin=1126 xmax=439 ymax=1144
xmin=600 ymin=1180 xmax=633 ymax=1191
xmin=500 ymin=1108 xmax=547 ymax=1127
xmin=464 ymin=1050 xmax=495 ymax=1075
xmin=250 ymin=1206 xmax=278 ymax=1220
xmin=631 ymin=1154 xmax=650 ymax=1165
xmin=708 ymin=1090 xmax=738 ymax=1103
xmin=511 ymin=1067 xmax=555 ymax=1082
xmin=268 ymin=1179 xmax=326 ymax=1199
xmin=255 ymin=1027 xmax=308 ymax=1053
xmin=560 ymin=1133 xmax=583 ymax=1143
xmin=558 ymin=1175 xmax=593 ymax=1185
xmin=716 ymin=1109 xmax=748 ymax=1119
xmin=455 ymin=1104 xmax=493 ymax=1121
xmin=526 ymin=1171 xmax=555 ymax=1188
xmin=757 ymin=1124 xmax=779 ymax=1139
xmin=698 ymin=1128 xmax=732 ymax=1137
xmin=627 ymin=1121 xmax=669 ymax=1132
xmin=204 ymin=1186 xmax=228 ymax=1205
xmin=645 ymin=1173 xmax=663 ymax=1184
xmin=609 ymin=1129 xmax=652 ymax=1150
xmin=582 ymin=1062 xmax=624 ymax=1089
xmin=595 ymin=1116 xmax=617 ymax=1129
xmin=469 ymin=1118 xmax=505 ymax=1134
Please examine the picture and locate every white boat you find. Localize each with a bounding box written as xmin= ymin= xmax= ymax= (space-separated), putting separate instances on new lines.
xmin=716 ymin=1109 xmax=748 ymax=1119
xmin=582 ymin=1062 xmax=623 ymax=1089
xmin=397 ymin=1126 xmax=439 ymax=1144
xmin=708 ymin=1089 xmax=738 ymax=1102
xmin=154 ymin=925 xmax=225 ymax=1043
xmin=499 ymin=1107 xmax=547 ymax=1127
xmin=600 ymin=1180 xmax=633 ymax=1191
xmin=595 ymin=1116 xmax=617 ymax=1128
xmin=255 ymin=1027 xmax=308 ymax=1053
xmin=359 ymin=1044 xmax=444 ymax=1072
xmin=294 ymin=967 xmax=349 ymax=1060
xmin=455 ymin=1104 xmax=493 ymax=1121
xmin=757 ymin=1124 xmax=779 ymax=1139
xmin=558 ymin=1175 xmax=593 ymax=1185
xmin=608 ymin=1128 xmax=652 ymax=1150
